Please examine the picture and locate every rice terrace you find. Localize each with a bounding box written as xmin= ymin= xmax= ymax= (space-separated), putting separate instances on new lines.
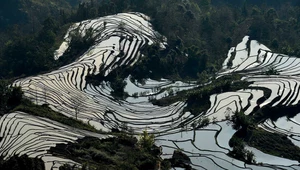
xmin=1 ymin=0 xmax=300 ymax=170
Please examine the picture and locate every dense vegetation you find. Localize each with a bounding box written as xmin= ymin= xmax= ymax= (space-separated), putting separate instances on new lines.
xmin=13 ymin=99 xmax=100 ymax=133
xmin=0 ymin=80 xmax=23 ymax=115
xmin=151 ymin=74 xmax=250 ymax=114
xmin=50 ymin=133 xmax=171 ymax=170
xmin=228 ymin=109 xmax=300 ymax=163
xmin=0 ymin=155 xmax=44 ymax=170
xmin=2 ymin=0 xmax=300 ymax=80
xmin=245 ymin=128 xmax=300 ymax=162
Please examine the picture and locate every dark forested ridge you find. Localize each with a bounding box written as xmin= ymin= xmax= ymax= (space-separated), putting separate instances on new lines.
xmin=0 ymin=155 xmax=44 ymax=170
xmin=2 ymin=0 xmax=300 ymax=80
xmin=0 ymin=0 xmax=79 ymax=30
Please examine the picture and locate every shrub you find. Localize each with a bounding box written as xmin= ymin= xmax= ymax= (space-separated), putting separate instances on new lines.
xmin=138 ymin=130 xmax=155 ymax=151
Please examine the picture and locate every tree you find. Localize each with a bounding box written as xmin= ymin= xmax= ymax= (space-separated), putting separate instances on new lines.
xmin=120 ymin=122 xmax=129 ymax=132
xmin=265 ymin=8 xmax=278 ymax=23
xmin=110 ymin=76 xmax=128 ymax=100
xmin=7 ymin=86 xmax=23 ymax=108
xmin=225 ymin=107 xmax=232 ymax=121
xmin=271 ymin=39 xmax=279 ymax=49
xmin=197 ymin=0 xmax=211 ymax=9
xmin=265 ymin=67 xmax=279 ymax=75
xmin=70 ymin=94 xmax=85 ymax=120
xmin=0 ymin=81 xmax=23 ymax=115
xmin=229 ymin=136 xmax=246 ymax=160
xmin=231 ymin=111 xmax=253 ymax=130
xmin=242 ymin=1 xmax=248 ymax=17
xmin=245 ymin=150 xmax=256 ymax=164
xmin=138 ymin=130 xmax=155 ymax=151
xmin=196 ymin=117 xmax=210 ymax=128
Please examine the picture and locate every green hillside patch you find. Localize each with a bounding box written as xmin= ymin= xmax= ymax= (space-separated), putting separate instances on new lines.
xmin=151 ymin=74 xmax=251 ymax=116
xmin=245 ymin=128 xmax=300 ymax=162
xmin=13 ymin=99 xmax=100 ymax=133
xmin=0 ymin=155 xmax=44 ymax=170
xmin=50 ymin=135 xmax=171 ymax=170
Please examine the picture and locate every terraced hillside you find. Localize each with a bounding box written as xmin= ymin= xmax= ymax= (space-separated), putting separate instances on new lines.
xmin=0 ymin=112 xmax=110 ymax=170
xmin=13 ymin=12 xmax=193 ymax=134
xmin=154 ymin=36 xmax=300 ymax=169
xmin=1 ymin=12 xmax=195 ymax=169
xmin=1 ymin=12 xmax=300 ymax=169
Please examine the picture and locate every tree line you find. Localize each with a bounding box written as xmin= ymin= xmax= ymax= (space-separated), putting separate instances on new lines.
xmin=2 ymin=0 xmax=300 ymax=81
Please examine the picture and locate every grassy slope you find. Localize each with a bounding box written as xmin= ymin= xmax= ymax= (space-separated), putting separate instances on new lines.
xmin=51 ymin=136 xmax=170 ymax=170
xmin=151 ymin=75 xmax=250 ymax=115
xmin=13 ymin=99 xmax=100 ymax=133
xmin=246 ymin=128 xmax=300 ymax=162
